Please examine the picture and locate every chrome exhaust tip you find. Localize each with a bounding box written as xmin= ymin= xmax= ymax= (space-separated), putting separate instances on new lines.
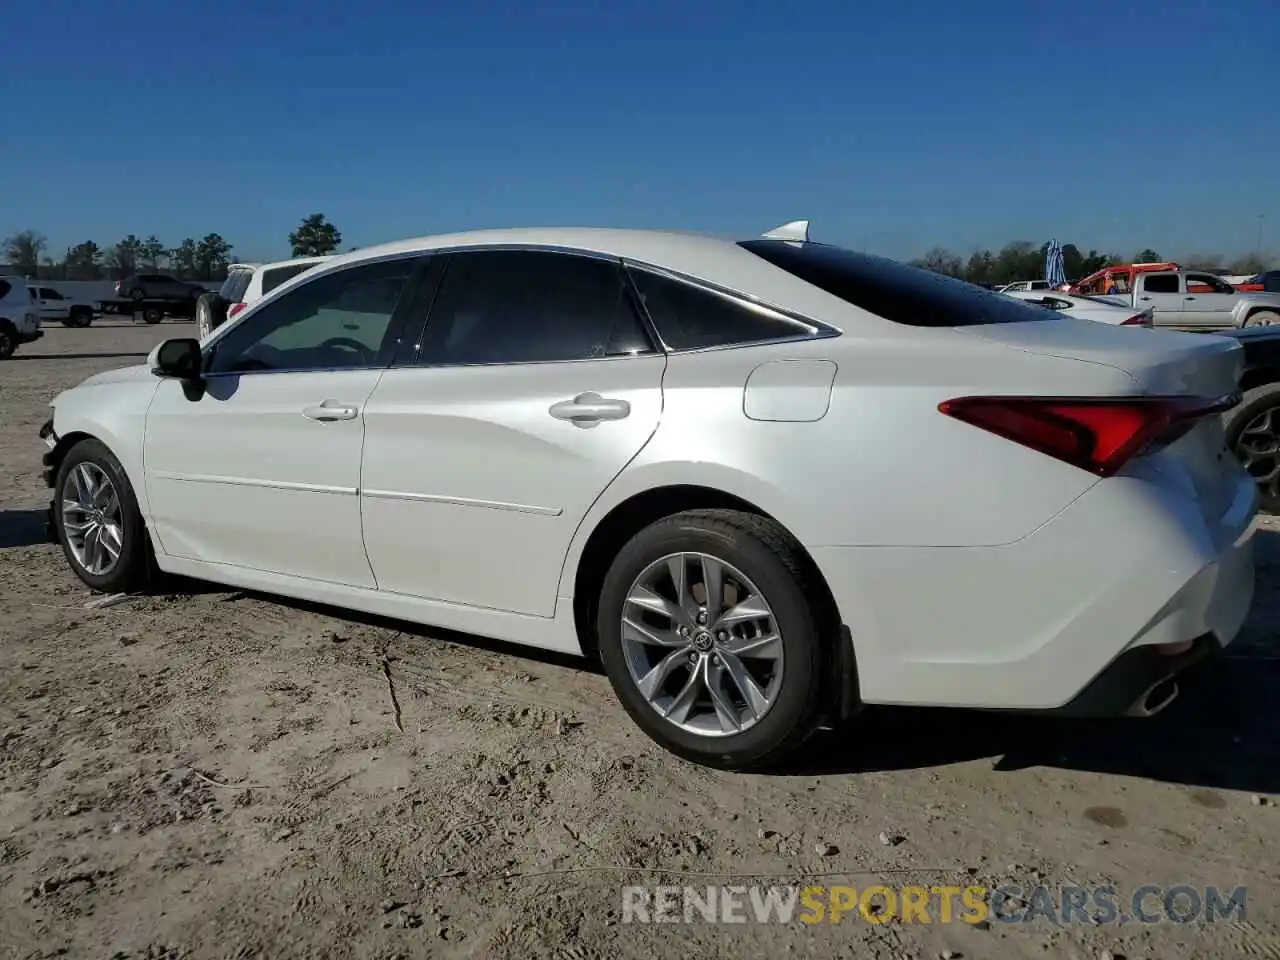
xmin=1126 ymin=677 xmax=1179 ymax=718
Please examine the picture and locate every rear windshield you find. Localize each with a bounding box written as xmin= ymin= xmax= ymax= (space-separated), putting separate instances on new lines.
xmin=260 ymin=262 xmax=316 ymax=296
xmin=218 ymin=268 xmax=254 ymax=303
xmin=739 ymin=240 xmax=1051 ymax=327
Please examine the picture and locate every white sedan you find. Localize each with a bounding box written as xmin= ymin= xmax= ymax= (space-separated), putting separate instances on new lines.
xmin=1003 ymin=290 xmax=1154 ymax=327
xmin=40 ymin=222 xmax=1256 ymax=769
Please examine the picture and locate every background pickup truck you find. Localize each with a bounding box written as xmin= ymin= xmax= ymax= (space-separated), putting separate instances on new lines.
xmin=29 ymin=285 xmax=95 ymax=328
xmin=1106 ymin=270 xmax=1280 ymax=330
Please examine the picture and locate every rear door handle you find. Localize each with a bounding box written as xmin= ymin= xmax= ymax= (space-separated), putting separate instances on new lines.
xmin=303 ymin=400 xmax=359 ymax=421
xmin=549 ymin=392 xmax=631 ymax=428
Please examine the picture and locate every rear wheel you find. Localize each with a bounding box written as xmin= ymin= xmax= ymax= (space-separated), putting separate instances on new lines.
xmin=596 ymin=509 xmax=831 ymax=770
xmin=142 ymin=308 xmax=163 ymax=325
xmin=69 ymin=308 xmax=93 ymax=328
xmin=1225 ymin=382 xmax=1280 ymax=514
xmin=129 ymin=288 xmax=146 ymax=302
xmin=54 ymin=438 xmax=151 ymax=593
xmin=1244 ymin=310 xmax=1280 ymax=328
xmin=0 ymin=323 xmax=14 ymax=359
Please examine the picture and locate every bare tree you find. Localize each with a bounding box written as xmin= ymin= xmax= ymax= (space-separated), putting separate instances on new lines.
xmin=4 ymin=229 xmax=47 ymax=277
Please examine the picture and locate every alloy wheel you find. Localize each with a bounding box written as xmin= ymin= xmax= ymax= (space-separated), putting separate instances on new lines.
xmin=621 ymin=552 xmax=784 ymax=737
xmin=62 ymin=462 xmax=124 ymax=575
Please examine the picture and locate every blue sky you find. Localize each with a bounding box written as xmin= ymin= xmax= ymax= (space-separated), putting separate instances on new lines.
xmin=1 ymin=0 xmax=1276 ymax=263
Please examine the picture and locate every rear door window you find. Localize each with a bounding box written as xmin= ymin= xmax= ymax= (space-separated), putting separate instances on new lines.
xmin=261 ymin=263 xmax=317 ymax=296
xmin=0 ymin=281 xmax=12 ymax=299
xmin=218 ymin=269 xmax=254 ymax=303
xmin=740 ymin=240 xmax=1050 ymax=327
xmin=627 ymin=266 xmax=819 ymax=349
xmin=1141 ymin=274 xmax=1180 ymax=294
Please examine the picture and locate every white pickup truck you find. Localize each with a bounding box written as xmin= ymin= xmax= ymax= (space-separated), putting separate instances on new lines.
xmin=29 ymin=285 xmax=95 ymax=327
xmin=1114 ymin=270 xmax=1280 ymax=331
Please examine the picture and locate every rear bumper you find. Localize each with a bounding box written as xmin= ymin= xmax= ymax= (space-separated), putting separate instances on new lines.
xmin=1048 ymin=632 xmax=1219 ymax=717
xmin=811 ymin=468 xmax=1257 ymax=712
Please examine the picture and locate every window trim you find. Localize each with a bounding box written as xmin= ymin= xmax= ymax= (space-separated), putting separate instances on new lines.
xmin=201 ymin=253 xmax=433 ymax=379
xmin=397 ymin=247 xmax=661 ymax=370
xmin=622 ymin=260 xmax=839 ymax=354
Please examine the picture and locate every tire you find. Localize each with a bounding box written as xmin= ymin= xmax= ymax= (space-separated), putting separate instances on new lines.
xmin=129 ymin=287 xmax=146 ymax=302
xmin=0 ymin=323 xmax=14 ymax=360
xmin=1224 ymin=382 xmax=1280 ymax=514
xmin=1243 ymin=310 xmax=1280 ymax=328
xmin=53 ymin=438 xmax=151 ymax=594
xmin=142 ymin=308 xmax=163 ymax=325
xmin=70 ymin=308 xmax=93 ymax=328
xmin=596 ymin=509 xmax=832 ymax=770
xmin=195 ymin=293 xmax=227 ymax=339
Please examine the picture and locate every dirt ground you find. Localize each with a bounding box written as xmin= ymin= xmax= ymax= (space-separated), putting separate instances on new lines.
xmin=2 ymin=320 xmax=1280 ymax=960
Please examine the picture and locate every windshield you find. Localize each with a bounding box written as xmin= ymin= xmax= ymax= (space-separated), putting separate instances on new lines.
xmin=739 ymin=240 xmax=1051 ymax=326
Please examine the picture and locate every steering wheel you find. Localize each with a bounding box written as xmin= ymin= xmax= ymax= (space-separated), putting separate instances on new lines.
xmin=319 ymin=337 xmax=376 ymax=364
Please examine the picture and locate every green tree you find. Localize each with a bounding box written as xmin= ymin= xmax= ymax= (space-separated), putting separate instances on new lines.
xmin=963 ymin=249 xmax=996 ymax=285
xmin=910 ymin=247 xmax=964 ymax=278
xmin=1134 ymin=248 xmax=1162 ymax=263
xmin=4 ymin=229 xmax=47 ymax=277
xmin=140 ymin=235 xmax=167 ymax=270
xmin=65 ymin=241 xmax=103 ymax=280
xmin=195 ymin=233 xmax=234 ymax=280
xmin=169 ymin=239 xmax=198 ymax=278
xmin=289 ymin=213 xmax=342 ymax=257
xmin=1060 ymin=243 xmax=1084 ymax=281
xmin=1078 ymin=249 xmax=1120 ymax=277
xmin=104 ymin=234 xmax=144 ymax=279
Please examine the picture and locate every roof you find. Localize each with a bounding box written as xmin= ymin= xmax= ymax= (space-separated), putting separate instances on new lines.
xmin=304 ymin=227 xmax=882 ymax=332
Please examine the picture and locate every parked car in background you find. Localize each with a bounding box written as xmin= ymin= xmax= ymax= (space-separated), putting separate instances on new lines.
xmin=196 ymin=256 xmax=332 ymax=339
xmin=995 ymin=280 xmax=1052 ymax=293
xmin=40 ymin=223 xmax=1258 ymax=769
xmin=29 ymin=285 xmax=95 ymax=328
xmin=1002 ymin=290 xmax=1152 ymax=327
xmin=1117 ymin=270 xmax=1280 ymax=330
xmin=1236 ymin=271 xmax=1280 ymax=293
xmin=1218 ymin=325 xmax=1280 ymax=513
xmin=1072 ymin=262 xmax=1181 ymax=296
xmin=115 ymin=273 xmax=207 ymax=303
xmin=0 ymin=277 xmax=43 ymax=359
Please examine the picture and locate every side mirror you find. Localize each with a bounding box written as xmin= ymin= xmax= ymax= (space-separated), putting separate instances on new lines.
xmin=148 ymin=338 xmax=203 ymax=380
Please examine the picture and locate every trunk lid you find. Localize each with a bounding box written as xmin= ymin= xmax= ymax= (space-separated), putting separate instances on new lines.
xmin=961 ymin=321 xmax=1247 ymax=522
xmin=960 ymin=321 xmax=1242 ymax=398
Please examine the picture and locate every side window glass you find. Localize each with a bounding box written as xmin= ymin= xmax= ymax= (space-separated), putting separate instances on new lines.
xmin=207 ymin=258 xmax=419 ymax=374
xmin=628 ymin=267 xmax=815 ymax=350
xmin=1142 ymin=274 xmax=1179 ymax=294
xmin=419 ymin=251 xmax=652 ymax=365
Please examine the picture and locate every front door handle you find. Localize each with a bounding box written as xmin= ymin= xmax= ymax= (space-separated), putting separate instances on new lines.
xmin=1139 ymin=296 xmax=1152 ymax=301
xmin=303 ymin=400 xmax=359 ymax=421
xmin=1184 ymin=296 xmax=1196 ymax=300
xmin=549 ymin=392 xmax=631 ymax=428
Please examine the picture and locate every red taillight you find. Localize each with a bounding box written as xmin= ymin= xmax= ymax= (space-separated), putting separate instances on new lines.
xmin=228 ymin=302 xmax=247 ymax=319
xmin=1121 ymin=314 xmax=1148 ymax=326
xmin=938 ymin=395 xmax=1238 ymax=477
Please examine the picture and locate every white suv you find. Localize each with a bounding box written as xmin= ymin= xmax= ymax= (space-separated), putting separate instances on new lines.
xmin=197 ymin=256 xmax=332 ymax=339
xmin=0 ymin=277 xmax=42 ymax=359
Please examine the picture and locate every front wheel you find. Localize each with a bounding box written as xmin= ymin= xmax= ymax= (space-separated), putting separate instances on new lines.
xmin=142 ymin=308 xmax=163 ymax=324
xmin=0 ymin=324 xmax=15 ymax=359
xmin=596 ymin=509 xmax=832 ymax=770
xmin=54 ymin=439 xmax=151 ymax=593
xmin=1244 ymin=310 xmax=1280 ymax=328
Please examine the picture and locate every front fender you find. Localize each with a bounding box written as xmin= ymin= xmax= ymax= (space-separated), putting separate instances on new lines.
xmin=49 ymin=379 xmax=160 ymax=514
